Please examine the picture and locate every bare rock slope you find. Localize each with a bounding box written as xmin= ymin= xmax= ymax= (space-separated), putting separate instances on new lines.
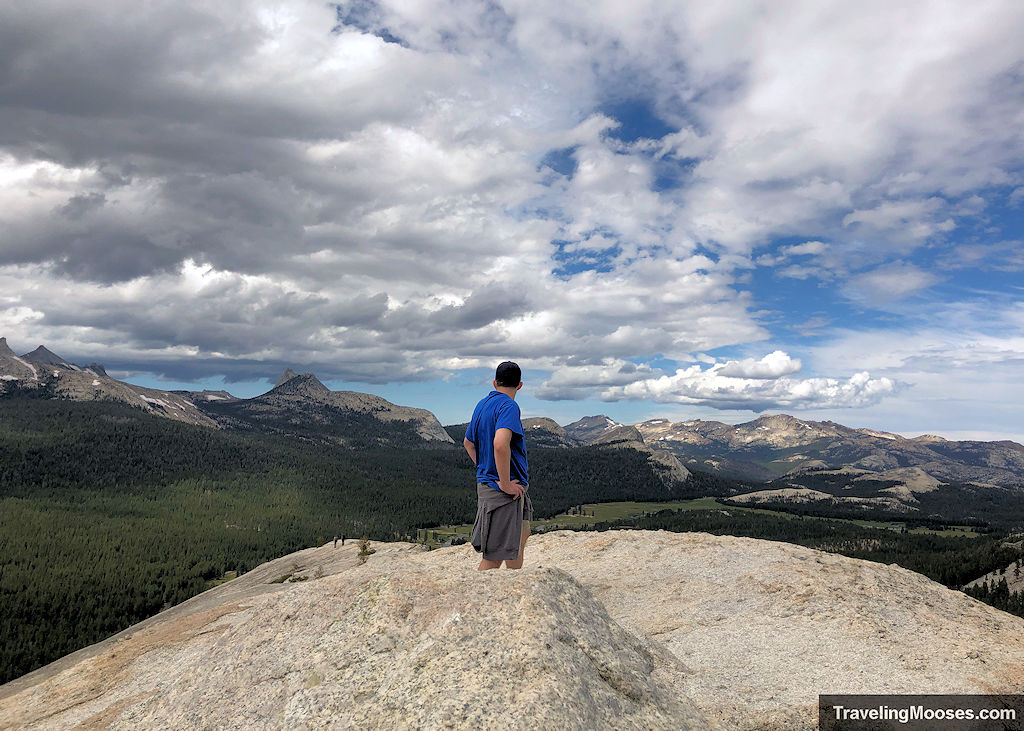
xmin=635 ymin=413 xmax=1024 ymax=488
xmin=4 ymin=532 xmax=1024 ymax=729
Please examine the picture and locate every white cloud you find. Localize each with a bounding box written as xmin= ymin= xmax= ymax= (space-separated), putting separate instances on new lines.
xmin=717 ymin=351 xmax=802 ymax=379
xmin=842 ymin=262 xmax=941 ymax=306
xmin=602 ymin=363 xmax=895 ymax=411
xmin=536 ymin=349 xmax=893 ymax=412
xmin=939 ymin=241 xmax=1024 ymax=272
xmin=801 ymin=303 xmax=1024 ymax=441
xmin=0 ymin=0 xmax=1021 ymax=436
xmin=842 ymin=198 xmax=956 ymax=245
xmin=782 ymin=241 xmax=827 ymax=257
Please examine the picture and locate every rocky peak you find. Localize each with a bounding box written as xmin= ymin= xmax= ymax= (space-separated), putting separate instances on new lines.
xmin=563 ymin=414 xmax=624 ymax=444
xmin=274 ymin=368 xmax=300 ymax=388
xmin=21 ymin=345 xmax=75 ymax=368
xmin=270 ymin=372 xmax=330 ymax=398
xmin=84 ymin=363 xmax=109 ymax=378
xmin=521 ymin=417 xmax=578 ymax=448
xmin=0 ymin=337 xmax=14 ymax=357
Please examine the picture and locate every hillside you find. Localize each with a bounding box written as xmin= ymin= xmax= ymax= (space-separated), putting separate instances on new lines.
xmin=0 ymin=395 xmax=687 ymax=684
xmin=3 ymin=531 xmax=1022 ymax=730
xmin=196 ymin=370 xmax=453 ymax=448
xmin=0 ymin=338 xmax=451 ymax=446
xmin=636 ymin=413 xmax=1024 ymax=487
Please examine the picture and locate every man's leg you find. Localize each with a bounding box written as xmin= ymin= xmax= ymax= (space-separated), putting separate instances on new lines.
xmin=503 ymin=521 xmax=531 ymax=570
xmin=477 ymin=557 xmax=502 ymax=570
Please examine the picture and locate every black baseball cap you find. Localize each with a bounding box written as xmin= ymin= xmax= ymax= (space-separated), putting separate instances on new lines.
xmin=495 ymin=361 xmax=522 ymax=387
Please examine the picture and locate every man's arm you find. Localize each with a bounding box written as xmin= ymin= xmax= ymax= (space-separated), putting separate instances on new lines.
xmin=463 ymin=436 xmax=477 ymax=465
xmin=493 ymin=427 xmax=524 ymax=498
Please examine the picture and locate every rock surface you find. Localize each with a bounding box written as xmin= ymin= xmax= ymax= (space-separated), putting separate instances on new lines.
xmin=4 ymin=530 xmax=1023 ymax=730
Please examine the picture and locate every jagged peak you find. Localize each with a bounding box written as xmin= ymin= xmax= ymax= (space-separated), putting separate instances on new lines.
xmin=0 ymin=337 xmax=14 ymax=357
xmin=274 ymin=368 xmax=300 ymax=388
xmin=270 ymin=372 xmax=329 ymax=396
xmin=21 ymin=345 xmax=74 ymax=367
xmin=85 ymin=363 xmax=109 ymax=378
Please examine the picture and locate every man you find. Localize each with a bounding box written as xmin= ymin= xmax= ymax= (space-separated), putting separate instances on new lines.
xmin=464 ymin=361 xmax=531 ymax=570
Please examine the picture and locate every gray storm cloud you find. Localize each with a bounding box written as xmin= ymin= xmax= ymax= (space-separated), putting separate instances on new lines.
xmin=1 ymin=0 xmax=1022 ymax=414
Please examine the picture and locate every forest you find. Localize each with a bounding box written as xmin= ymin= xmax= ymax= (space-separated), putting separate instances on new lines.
xmin=2 ymin=393 xmax=1022 ymax=685
xmin=0 ymin=394 xmax=682 ymax=683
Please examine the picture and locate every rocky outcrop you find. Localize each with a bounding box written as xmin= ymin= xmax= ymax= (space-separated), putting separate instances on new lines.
xmin=564 ymin=414 xmax=624 ymax=443
xmin=274 ymin=368 xmax=300 ymax=388
xmin=726 ymin=486 xmax=914 ymax=513
xmin=172 ymin=389 xmax=239 ymax=403
xmin=0 ymin=338 xmax=38 ymax=384
xmin=20 ymin=345 xmax=79 ymax=371
xmin=52 ymin=370 xmax=218 ymax=427
xmin=521 ymin=417 xmax=579 ymax=448
xmin=8 ymin=531 xmax=1020 ymax=730
xmin=0 ymin=339 xmax=452 ymax=444
xmin=0 ymin=338 xmax=217 ymax=427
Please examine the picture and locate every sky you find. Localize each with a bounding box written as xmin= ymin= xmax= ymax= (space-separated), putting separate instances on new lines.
xmin=1 ymin=1 xmax=1023 ymax=440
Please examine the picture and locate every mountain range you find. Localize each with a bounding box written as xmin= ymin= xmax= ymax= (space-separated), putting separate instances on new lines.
xmin=3 ymin=336 xmax=1023 ymax=513
xmin=1 ymin=338 xmax=451 ymax=448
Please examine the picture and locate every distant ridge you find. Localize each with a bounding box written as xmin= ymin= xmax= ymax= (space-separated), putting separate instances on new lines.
xmin=0 ymin=337 xmax=455 ymax=447
xmin=0 ymin=338 xmax=214 ymax=427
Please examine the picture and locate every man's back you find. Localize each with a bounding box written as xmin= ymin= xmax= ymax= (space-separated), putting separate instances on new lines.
xmin=465 ymin=390 xmax=529 ymax=490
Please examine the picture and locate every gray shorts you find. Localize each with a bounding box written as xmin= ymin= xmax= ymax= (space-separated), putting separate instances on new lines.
xmin=470 ymin=483 xmax=533 ymax=561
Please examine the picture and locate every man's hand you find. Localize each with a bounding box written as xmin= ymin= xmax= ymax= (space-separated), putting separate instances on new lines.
xmin=498 ymin=479 xmax=524 ymax=499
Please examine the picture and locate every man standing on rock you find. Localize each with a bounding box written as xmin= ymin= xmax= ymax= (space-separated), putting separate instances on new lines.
xmin=463 ymin=361 xmax=531 ymax=570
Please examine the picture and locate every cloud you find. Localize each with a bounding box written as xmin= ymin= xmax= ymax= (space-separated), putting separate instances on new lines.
xmin=533 ymin=358 xmax=664 ymax=400
xmin=756 ymin=240 xmax=837 ymax=280
xmin=0 ymin=0 xmax=1021 ymax=430
xmin=842 ymin=262 xmax=941 ymax=306
xmin=842 ymin=198 xmax=956 ymax=245
xmin=536 ymin=349 xmax=893 ymax=412
xmin=790 ymin=317 xmax=832 ymax=337
xmin=800 ymin=303 xmax=1024 ymax=439
xmin=601 ymin=363 xmax=896 ymax=412
xmin=717 ymin=351 xmax=802 ymax=379
xmin=938 ymin=241 xmax=1024 ymax=272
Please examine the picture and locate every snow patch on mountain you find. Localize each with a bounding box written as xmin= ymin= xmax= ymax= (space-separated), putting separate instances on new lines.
xmin=12 ymin=357 xmax=37 ymax=380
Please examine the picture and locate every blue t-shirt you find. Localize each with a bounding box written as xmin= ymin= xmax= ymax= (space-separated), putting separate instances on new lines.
xmin=465 ymin=391 xmax=529 ymax=490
